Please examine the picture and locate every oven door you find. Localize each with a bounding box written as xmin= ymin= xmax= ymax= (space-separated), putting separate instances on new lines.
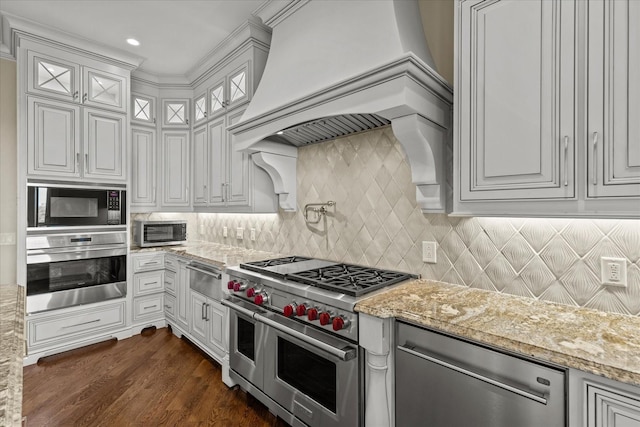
xmin=26 ymin=245 xmax=127 ymax=313
xmin=226 ymin=297 xmax=267 ymax=389
xmin=259 ymin=311 xmax=361 ymax=427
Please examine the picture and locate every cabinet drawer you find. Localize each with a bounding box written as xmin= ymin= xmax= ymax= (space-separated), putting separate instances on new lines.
xmin=27 ymin=301 xmax=125 ymax=348
xmin=132 ymin=253 xmax=164 ymax=272
xmin=133 ymin=270 xmax=164 ymax=296
xmin=133 ymin=294 xmax=164 ymax=321
xmin=164 ymin=293 xmax=176 ymax=320
xmin=164 ymin=255 xmax=178 ymax=271
xmin=164 ymin=269 xmax=176 ymax=295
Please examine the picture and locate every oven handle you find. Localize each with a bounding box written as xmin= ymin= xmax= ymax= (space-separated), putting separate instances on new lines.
xmin=186 ymin=264 xmax=222 ymax=279
xmin=26 ymin=245 xmax=127 ymax=264
xmin=221 ymin=298 xmax=261 ymax=319
xmin=256 ymin=312 xmax=357 ymax=362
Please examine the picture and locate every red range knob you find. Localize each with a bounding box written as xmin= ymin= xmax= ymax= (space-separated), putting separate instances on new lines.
xmin=319 ymin=312 xmax=332 ymax=326
xmin=227 ymin=280 xmax=235 ymax=290
xmin=233 ymin=281 xmax=246 ymax=292
xmin=246 ymin=288 xmax=256 ymax=298
xmin=296 ymin=304 xmax=307 ymax=317
xmin=307 ymin=308 xmax=319 ymax=321
xmin=283 ymin=304 xmax=296 ymax=317
xmin=254 ymin=293 xmax=267 ymax=305
xmin=332 ymin=316 xmax=348 ymax=331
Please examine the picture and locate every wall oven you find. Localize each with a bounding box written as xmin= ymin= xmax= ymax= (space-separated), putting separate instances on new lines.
xmin=225 ymin=296 xmax=360 ymax=427
xmin=27 ymin=182 xmax=126 ymax=229
xmin=26 ymin=231 xmax=127 ymax=313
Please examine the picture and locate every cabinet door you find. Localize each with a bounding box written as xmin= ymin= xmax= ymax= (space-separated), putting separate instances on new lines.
xmin=206 ymin=299 xmax=226 ymax=359
xmin=226 ymin=108 xmax=250 ymax=206
xmin=83 ymin=67 xmax=127 ymax=113
xmin=587 ymin=383 xmax=640 ymax=427
xmin=162 ymin=99 xmax=189 ymax=128
xmin=193 ymin=93 xmax=207 ymax=126
xmin=131 ymin=127 xmax=157 ymax=206
xmin=458 ymin=0 xmax=575 ymax=201
xmin=176 ymin=261 xmax=190 ymax=330
xmin=83 ymin=108 xmax=127 ymax=182
xmin=587 ymin=0 xmax=640 ymax=198
xmin=132 ymin=93 xmax=156 ymax=126
xmin=209 ymin=79 xmax=226 ymax=119
xmin=227 ymin=63 xmax=249 ymax=109
xmin=27 ymin=51 xmax=80 ymax=103
xmin=190 ymin=291 xmax=208 ymax=344
xmin=208 ymin=117 xmax=226 ymax=205
xmin=27 ymin=96 xmax=80 ymax=178
xmin=162 ymin=131 xmax=190 ymax=206
xmin=192 ymin=125 xmax=209 ymax=206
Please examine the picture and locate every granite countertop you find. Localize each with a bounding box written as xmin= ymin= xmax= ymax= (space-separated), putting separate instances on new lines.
xmin=0 ymin=284 xmax=25 ymax=427
xmin=131 ymin=241 xmax=281 ymax=269
xmin=355 ymin=279 xmax=640 ymax=387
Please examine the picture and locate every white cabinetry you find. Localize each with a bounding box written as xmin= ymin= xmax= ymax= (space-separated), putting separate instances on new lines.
xmin=208 ymin=62 xmax=250 ymax=119
xmin=130 ymin=252 xmax=166 ymax=332
xmin=164 ymin=255 xmax=190 ymax=334
xmin=454 ymin=0 xmax=639 ymax=217
xmin=162 ymin=98 xmax=190 ymax=128
xmin=131 ymin=126 xmax=157 ymax=207
xmin=161 ymin=131 xmax=190 ymax=207
xmin=22 ymin=40 xmax=130 ymax=183
xmin=131 ymin=93 xmax=156 ymax=126
xmin=570 ymin=369 xmax=640 ymax=427
xmin=189 ymin=290 xmax=226 ymax=361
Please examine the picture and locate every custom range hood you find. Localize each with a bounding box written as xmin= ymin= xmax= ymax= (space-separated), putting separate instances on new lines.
xmin=230 ymin=0 xmax=453 ymax=212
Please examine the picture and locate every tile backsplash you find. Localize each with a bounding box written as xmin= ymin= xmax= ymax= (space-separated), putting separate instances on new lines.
xmin=147 ymin=126 xmax=640 ymax=316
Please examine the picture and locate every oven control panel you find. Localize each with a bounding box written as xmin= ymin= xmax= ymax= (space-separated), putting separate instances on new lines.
xmin=226 ymin=277 xmax=357 ymax=341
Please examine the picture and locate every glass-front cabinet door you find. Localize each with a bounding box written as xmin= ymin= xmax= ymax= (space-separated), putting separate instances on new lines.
xmin=228 ymin=64 xmax=249 ymax=108
xmin=193 ymin=93 xmax=207 ymax=125
xmin=209 ymin=80 xmax=225 ymax=118
xmin=131 ymin=93 xmax=156 ymax=126
xmin=28 ymin=51 xmax=80 ymax=103
xmin=162 ymin=99 xmax=190 ymax=128
xmin=83 ymin=68 xmax=127 ymax=113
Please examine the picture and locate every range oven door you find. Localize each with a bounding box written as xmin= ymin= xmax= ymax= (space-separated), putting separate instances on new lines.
xmin=226 ymin=297 xmax=267 ymax=389
xmin=260 ymin=311 xmax=360 ymax=427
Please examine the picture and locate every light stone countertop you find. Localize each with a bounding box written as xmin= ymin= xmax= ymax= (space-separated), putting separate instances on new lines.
xmin=0 ymin=284 xmax=25 ymax=427
xmin=355 ymin=279 xmax=640 ymax=387
xmin=130 ymin=241 xmax=282 ymax=269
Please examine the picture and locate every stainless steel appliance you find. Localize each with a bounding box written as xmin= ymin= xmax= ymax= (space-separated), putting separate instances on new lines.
xmin=27 ymin=182 xmax=126 ymax=229
xmin=132 ymin=220 xmax=187 ymax=247
xmin=395 ymin=321 xmax=566 ymax=427
xmin=223 ymin=256 xmax=416 ymax=427
xmin=26 ymin=230 xmax=127 ymax=313
xmin=187 ymin=261 xmax=222 ymax=300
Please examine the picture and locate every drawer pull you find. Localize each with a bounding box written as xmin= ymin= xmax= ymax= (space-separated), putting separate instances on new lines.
xmin=142 ymin=281 xmax=156 ymax=286
xmin=143 ymin=260 xmax=159 ymax=266
xmin=143 ymin=305 xmax=158 ymax=310
xmin=61 ymin=318 xmax=100 ymax=329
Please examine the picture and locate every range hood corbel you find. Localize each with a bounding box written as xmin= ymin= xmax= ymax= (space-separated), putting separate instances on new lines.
xmin=230 ymin=0 xmax=453 ymax=213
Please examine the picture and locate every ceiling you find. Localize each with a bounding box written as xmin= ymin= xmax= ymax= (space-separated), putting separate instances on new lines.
xmin=0 ymin=0 xmax=265 ymax=76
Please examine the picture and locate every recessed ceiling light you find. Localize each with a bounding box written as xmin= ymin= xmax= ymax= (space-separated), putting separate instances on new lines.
xmin=126 ymin=38 xmax=140 ymax=46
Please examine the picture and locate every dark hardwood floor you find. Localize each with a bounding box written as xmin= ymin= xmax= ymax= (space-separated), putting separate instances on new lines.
xmin=22 ymin=327 xmax=290 ymax=427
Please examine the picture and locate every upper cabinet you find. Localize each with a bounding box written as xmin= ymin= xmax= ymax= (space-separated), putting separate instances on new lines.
xmin=454 ymin=0 xmax=640 ymax=217
xmin=209 ymin=63 xmax=250 ymax=119
xmin=132 ymin=93 xmax=156 ymax=126
xmin=162 ymin=99 xmax=190 ymax=128
xmin=27 ymin=50 xmax=128 ymax=114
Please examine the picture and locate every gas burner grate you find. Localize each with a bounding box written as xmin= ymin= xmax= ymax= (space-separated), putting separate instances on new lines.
xmin=240 ymin=256 xmax=312 ymax=272
xmin=288 ymin=264 xmax=415 ymax=297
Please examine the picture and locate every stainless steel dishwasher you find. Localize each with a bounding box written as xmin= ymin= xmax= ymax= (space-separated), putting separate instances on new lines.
xmin=395 ymin=321 xmax=566 ymax=427
xmin=186 ymin=261 xmax=222 ymax=300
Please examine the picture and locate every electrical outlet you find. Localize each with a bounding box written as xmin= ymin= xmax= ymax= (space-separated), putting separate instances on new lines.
xmin=601 ymin=257 xmax=627 ymax=287
xmin=223 ymin=226 xmax=228 ymax=238
xmin=250 ymin=228 xmax=256 ymax=241
xmin=236 ymin=227 xmax=244 ymax=240
xmin=422 ymin=241 xmax=437 ymax=263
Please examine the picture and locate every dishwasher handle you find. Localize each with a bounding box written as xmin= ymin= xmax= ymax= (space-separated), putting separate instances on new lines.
xmin=397 ymin=344 xmax=548 ymax=405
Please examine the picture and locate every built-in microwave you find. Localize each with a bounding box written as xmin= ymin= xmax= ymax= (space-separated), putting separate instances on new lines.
xmin=133 ymin=220 xmax=187 ymax=247
xmin=27 ymin=182 xmax=126 ymax=229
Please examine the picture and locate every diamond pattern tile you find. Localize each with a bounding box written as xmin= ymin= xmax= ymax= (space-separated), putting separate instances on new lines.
xmin=176 ymin=127 xmax=640 ymax=317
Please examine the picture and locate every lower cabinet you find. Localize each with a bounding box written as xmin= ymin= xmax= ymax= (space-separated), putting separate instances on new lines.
xmin=189 ymin=290 xmax=225 ymax=361
xmin=131 ymin=252 xmax=166 ymax=331
xmin=570 ymin=369 xmax=640 ymax=427
xmin=163 ymin=254 xmax=190 ymax=334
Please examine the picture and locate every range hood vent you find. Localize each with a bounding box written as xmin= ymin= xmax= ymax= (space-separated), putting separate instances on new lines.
xmin=276 ymin=114 xmax=391 ymax=147
xmin=230 ymin=0 xmax=453 ymax=214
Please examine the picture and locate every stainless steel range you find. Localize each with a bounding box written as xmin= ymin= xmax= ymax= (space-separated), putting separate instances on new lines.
xmin=223 ymin=256 xmax=416 ymax=427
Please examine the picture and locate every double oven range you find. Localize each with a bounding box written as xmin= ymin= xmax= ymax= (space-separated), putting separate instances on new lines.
xmin=26 ymin=182 xmax=127 ymax=314
xmin=223 ymin=256 xmax=416 ymax=427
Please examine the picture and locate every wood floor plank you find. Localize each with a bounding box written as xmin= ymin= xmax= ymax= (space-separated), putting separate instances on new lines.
xmin=23 ymin=328 xmax=289 ymax=427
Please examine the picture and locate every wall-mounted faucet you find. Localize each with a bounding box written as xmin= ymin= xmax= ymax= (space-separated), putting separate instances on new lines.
xmin=303 ymin=201 xmax=336 ymax=224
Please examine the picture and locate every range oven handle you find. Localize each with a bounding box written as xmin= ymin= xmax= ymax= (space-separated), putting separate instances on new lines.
xmin=26 ymin=245 xmax=127 ymax=264
xmin=221 ymin=298 xmax=260 ymax=319
xmin=255 ymin=312 xmax=357 ymax=362
xmin=397 ymin=345 xmax=548 ymax=405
